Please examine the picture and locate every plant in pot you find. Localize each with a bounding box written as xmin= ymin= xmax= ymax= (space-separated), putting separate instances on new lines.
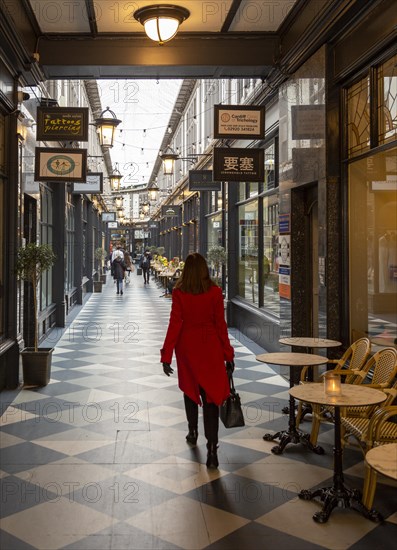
xmin=95 ymin=247 xmax=107 ymax=284
xmin=16 ymin=243 xmax=57 ymax=386
xmin=207 ymin=245 xmax=227 ymax=288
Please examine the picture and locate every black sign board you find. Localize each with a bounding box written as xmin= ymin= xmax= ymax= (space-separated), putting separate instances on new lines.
xmin=214 ymin=105 xmax=265 ymax=140
xmin=189 ymin=170 xmax=221 ymax=191
xmin=213 ymin=148 xmax=264 ymax=182
xmin=36 ymin=107 xmax=89 ymax=141
xmin=161 ymin=205 xmax=181 ymax=217
xmin=149 ymin=222 xmax=159 ymax=229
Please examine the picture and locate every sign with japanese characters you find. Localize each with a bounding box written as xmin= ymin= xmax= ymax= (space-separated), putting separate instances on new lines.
xmin=36 ymin=107 xmax=89 ymax=141
xmin=214 ymin=105 xmax=265 ymax=139
xmin=213 ymin=148 xmax=264 ymax=182
xmin=35 ymin=147 xmax=87 ymax=182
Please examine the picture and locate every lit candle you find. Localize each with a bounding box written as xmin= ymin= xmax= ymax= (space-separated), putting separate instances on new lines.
xmin=324 ymin=372 xmax=342 ymax=396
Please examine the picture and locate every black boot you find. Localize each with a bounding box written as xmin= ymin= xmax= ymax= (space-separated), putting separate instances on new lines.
xmin=186 ymin=428 xmax=198 ymax=445
xmin=206 ymin=443 xmax=219 ymax=469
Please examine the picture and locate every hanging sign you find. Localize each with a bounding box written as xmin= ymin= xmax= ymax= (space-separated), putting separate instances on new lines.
xmin=291 ymin=105 xmax=325 ymax=140
xmin=213 ymin=148 xmax=264 ymax=182
xmin=189 ymin=170 xmax=221 ymax=191
xmin=36 ymin=107 xmax=89 ymax=141
xmin=102 ymin=212 xmax=116 ymax=222
xmin=161 ymin=205 xmax=181 ymax=217
xmin=214 ymin=105 xmax=265 ymax=139
xmin=108 ymin=221 xmax=118 ymax=229
xmin=73 ymin=172 xmax=103 ymax=194
xmin=35 ymin=147 xmax=87 ymax=182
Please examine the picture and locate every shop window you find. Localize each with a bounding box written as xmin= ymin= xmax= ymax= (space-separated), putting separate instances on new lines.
xmin=347 ymin=76 xmax=370 ymax=157
xmin=65 ymin=201 xmax=75 ymax=292
xmin=40 ymin=186 xmax=54 ymax=310
xmin=264 ymin=142 xmax=276 ymax=191
xmin=238 ymin=201 xmax=259 ymax=305
xmin=207 ymin=214 xmax=222 ymax=250
xmin=349 ymin=147 xmax=397 ymax=346
xmin=378 ymin=54 xmax=397 ymax=145
xmin=262 ymin=197 xmax=280 ymax=316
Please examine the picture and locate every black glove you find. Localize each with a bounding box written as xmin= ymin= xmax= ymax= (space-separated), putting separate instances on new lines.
xmin=226 ymin=360 xmax=235 ymax=373
xmin=163 ymin=362 xmax=174 ymax=376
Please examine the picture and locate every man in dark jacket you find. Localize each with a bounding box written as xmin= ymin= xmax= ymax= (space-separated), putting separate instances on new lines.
xmin=139 ymin=251 xmax=151 ymax=284
xmin=113 ymin=256 xmax=126 ymax=295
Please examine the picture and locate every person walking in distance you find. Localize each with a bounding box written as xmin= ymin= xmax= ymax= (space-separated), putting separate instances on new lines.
xmin=124 ymin=251 xmax=134 ymax=284
xmin=161 ymin=252 xmax=235 ymax=468
xmin=113 ymin=255 xmax=126 ymax=295
xmin=139 ymin=250 xmax=151 ymax=284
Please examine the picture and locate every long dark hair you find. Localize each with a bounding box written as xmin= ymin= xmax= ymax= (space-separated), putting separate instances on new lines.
xmin=174 ymin=253 xmax=215 ymax=294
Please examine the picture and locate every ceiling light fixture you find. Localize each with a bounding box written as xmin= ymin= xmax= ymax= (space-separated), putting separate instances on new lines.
xmin=134 ymin=4 xmax=190 ymax=45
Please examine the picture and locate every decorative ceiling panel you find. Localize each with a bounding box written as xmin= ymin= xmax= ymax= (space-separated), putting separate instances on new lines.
xmin=229 ymin=0 xmax=298 ymax=32
xmin=27 ymin=0 xmax=91 ymax=33
xmin=93 ymin=0 xmax=234 ymax=33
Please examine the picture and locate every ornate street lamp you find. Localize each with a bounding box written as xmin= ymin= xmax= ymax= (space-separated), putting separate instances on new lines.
xmin=114 ymin=195 xmax=124 ymax=208
xmin=94 ymin=107 xmax=121 ymax=149
xmin=110 ymin=163 xmax=123 ymax=192
xmin=147 ymin=180 xmax=160 ymax=202
xmin=142 ymin=201 xmax=150 ymax=214
xmin=160 ymin=148 xmax=179 ymax=176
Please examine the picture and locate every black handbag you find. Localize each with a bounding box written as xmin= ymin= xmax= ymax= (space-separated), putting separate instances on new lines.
xmin=220 ymin=371 xmax=245 ymax=428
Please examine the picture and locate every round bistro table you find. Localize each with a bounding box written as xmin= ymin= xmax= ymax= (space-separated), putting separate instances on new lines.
xmin=289 ymin=383 xmax=387 ymax=523
xmin=279 ymin=337 xmax=342 ymax=415
xmin=256 ymin=352 xmax=327 ymax=455
xmin=362 ymin=442 xmax=397 ymax=517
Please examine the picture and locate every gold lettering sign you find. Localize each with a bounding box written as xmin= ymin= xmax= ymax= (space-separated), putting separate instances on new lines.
xmin=36 ymin=107 xmax=89 ymax=141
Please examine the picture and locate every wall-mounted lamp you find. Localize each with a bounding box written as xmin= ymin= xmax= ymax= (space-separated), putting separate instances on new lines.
xmin=94 ymin=106 xmax=121 ymax=149
xmin=159 ymin=147 xmax=211 ymax=176
xmin=114 ymin=195 xmax=124 ymax=208
xmin=160 ymin=148 xmax=180 ymax=176
xmin=147 ymin=181 xmax=160 ymax=202
xmin=139 ymin=212 xmax=145 ymax=220
xmin=142 ymin=202 xmax=150 ymax=214
xmin=110 ymin=163 xmax=123 ymax=192
xmin=134 ymin=4 xmax=190 ymax=45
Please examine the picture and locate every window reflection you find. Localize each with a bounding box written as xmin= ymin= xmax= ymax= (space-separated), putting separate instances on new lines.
xmin=238 ymin=201 xmax=259 ymax=304
xmin=349 ymin=147 xmax=397 ymax=347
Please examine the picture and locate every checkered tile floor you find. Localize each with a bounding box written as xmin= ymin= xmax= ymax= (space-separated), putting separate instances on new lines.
xmin=1 ymin=274 xmax=396 ymax=549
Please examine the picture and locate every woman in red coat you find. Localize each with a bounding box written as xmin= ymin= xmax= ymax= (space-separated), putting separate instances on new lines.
xmin=161 ymin=252 xmax=234 ymax=468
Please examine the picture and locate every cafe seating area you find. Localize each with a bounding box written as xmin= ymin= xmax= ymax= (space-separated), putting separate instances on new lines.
xmin=0 ymin=282 xmax=396 ymax=548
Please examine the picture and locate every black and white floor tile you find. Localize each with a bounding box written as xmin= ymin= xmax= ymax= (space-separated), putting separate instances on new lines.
xmin=1 ymin=274 xmax=396 ymax=549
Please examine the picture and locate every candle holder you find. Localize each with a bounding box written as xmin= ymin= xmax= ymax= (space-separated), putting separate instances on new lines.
xmin=323 ymin=371 xmax=342 ymax=396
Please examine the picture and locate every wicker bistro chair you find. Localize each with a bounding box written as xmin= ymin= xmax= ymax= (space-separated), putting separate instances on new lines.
xmin=295 ymin=337 xmax=371 ymax=427
xmin=341 ymin=381 xmax=397 ymax=453
xmin=307 ymin=347 xmax=397 ymax=447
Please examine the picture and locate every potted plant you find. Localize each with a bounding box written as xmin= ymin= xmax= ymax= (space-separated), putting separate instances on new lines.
xmin=16 ymin=242 xmax=57 ymax=386
xmin=95 ymin=247 xmax=107 ymax=284
xmin=207 ymin=245 xmax=227 ymax=287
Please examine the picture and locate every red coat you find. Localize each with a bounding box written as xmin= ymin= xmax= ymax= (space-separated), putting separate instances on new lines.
xmin=161 ymin=286 xmax=234 ymax=406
